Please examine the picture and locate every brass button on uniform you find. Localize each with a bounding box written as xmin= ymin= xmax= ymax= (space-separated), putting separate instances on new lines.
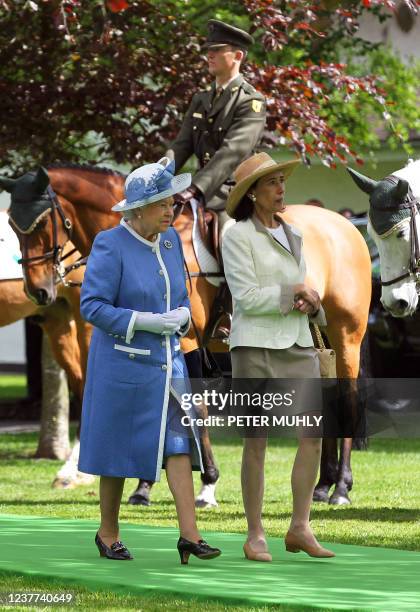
xmin=159 ymin=269 xmax=164 ymax=275
xmin=163 ymin=293 xmax=167 ymax=299
xmin=208 ymin=118 xmax=213 ymax=124
xmin=161 ymin=364 xmax=168 ymax=371
xmin=161 ymin=340 xmax=166 ymax=347
xmin=129 ymin=354 xmax=135 ymax=359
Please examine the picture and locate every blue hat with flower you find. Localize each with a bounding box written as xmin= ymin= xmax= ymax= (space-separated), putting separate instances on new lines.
xmin=112 ymin=157 xmax=191 ymax=212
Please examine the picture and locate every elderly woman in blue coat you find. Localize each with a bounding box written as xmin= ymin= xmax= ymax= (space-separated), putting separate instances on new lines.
xmin=78 ymin=158 xmax=221 ymax=564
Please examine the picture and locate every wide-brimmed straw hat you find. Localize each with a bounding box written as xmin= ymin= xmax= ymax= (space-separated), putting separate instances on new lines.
xmin=112 ymin=157 xmax=191 ymax=212
xmin=226 ymin=153 xmax=301 ymax=217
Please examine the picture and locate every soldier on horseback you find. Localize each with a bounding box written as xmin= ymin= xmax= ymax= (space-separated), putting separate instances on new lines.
xmin=166 ymin=19 xmax=267 ymax=341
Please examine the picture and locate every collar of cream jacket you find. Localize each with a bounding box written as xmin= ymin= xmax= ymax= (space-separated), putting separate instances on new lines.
xmin=250 ymin=212 xmax=302 ymax=264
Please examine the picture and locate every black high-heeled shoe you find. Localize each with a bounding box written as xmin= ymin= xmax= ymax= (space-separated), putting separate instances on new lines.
xmin=95 ymin=532 xmax=133 ymax=560
xmin=177 ymin=536 xmax=221 ymax=565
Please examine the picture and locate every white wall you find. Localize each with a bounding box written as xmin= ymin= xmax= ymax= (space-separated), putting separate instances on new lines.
xmin=357 ymin=10 xmax=420 ymax=60
xmin=0 ymin=321 xmax=25 ymax=366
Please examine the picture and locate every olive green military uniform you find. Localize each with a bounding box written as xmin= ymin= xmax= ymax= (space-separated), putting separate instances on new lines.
xmin=167 ymin=74 xmax=266 ymax=211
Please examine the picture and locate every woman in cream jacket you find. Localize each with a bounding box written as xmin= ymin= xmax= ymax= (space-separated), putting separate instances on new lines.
xmin=222 ymin=153 xmax=335 ymax=562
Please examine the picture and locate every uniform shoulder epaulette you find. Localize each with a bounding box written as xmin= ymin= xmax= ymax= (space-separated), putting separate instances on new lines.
xmin=241 ymin=81 xmax=265 ymax=101
xmin=241 ymin=80 xmax=257 ymax=95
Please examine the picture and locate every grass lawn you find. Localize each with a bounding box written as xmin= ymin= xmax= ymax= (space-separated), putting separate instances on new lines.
xmin=1 ymin=430 xmax=420 ymax=610
xmin=0 ymin=373 xmax=27 ymax=400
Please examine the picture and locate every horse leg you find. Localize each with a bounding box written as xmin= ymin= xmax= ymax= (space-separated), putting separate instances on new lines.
xmin=39 ymin=299 xmax=94 ymax=488
xmin=325 ymin=326 xmax=363 ymax=506
xmin=329 ymin=438 xmax=353 ymax=506
xmin=185 ymin=348 xmax=219 ymax=508
xmin=194 ymin=400 xmax=219 ymax=508
xmin=313 ymin=438 xmax=338 ymax=502
xmin=128 ymin=480 xmax=154 ymax=506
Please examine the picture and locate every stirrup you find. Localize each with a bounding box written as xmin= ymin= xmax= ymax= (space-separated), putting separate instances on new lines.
xmin=208 ymin=313 xmax=231 ymax=344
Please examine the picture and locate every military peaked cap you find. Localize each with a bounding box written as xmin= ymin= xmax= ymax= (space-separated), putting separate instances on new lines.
xmin=203 ymin=19 xmax=254 ymax=51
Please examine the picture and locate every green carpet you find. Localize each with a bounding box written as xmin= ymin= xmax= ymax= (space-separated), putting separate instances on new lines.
xmin=0 ymin=514 xmax=419 ymax=610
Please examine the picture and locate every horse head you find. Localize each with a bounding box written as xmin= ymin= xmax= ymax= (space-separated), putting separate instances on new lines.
xmin=0 ymin=167 xmax=71 ymax=306
xmin=348 ymin=161 xmax=420 ymax=318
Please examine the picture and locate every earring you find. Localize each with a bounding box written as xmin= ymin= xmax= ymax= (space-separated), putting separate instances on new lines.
xmin=249 ymin=193 xmax=256 ymax=203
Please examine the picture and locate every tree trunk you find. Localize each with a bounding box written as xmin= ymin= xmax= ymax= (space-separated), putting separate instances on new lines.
xmin=35 ymin=334 xmax=70 ymax=459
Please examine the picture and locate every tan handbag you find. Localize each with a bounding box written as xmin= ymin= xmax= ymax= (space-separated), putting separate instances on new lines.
xmin=312 ymin=324 xmax=336 ymax=378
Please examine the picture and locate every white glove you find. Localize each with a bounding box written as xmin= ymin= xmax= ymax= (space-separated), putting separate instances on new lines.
xmin=163 ymin=307 xmax=190 ymax=328
xmin=134 ymin=312 xmax=181 ymax=335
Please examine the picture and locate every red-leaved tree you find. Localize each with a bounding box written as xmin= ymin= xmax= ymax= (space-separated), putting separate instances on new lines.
xmin=0 ymin=0 xmax=418 ymax=173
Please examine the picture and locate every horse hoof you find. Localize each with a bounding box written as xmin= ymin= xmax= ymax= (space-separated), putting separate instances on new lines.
xmin=195 ymin=483 xmax=218 ymax=509
xmin=312 ymin=487 xmax=330 ymax=503
xmin=52 ymin=478 xmax=76 ymax=490
xmin=329 ymin=493 xmax=351 ymax=506
xmin=195 ymin=498 xmax=218 ymax=509
xmin=128 ymin=494 xmax=151 ymax=506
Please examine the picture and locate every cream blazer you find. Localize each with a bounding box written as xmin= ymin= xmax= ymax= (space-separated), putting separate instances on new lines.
xmin=222 ymin=214 xmax=327 ymax=350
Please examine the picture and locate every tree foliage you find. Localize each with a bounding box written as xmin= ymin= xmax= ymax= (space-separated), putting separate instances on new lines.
xmin=0 ymin=0 xmax=419 ymax=174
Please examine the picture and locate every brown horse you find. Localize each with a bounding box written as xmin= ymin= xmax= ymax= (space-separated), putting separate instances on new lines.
xmin=0 ymin=241 xmax=93 ymax=487
xmin=2 ymin=166 xmax=221 ymax=507
xmin=1 ymin=166 xmax=372 ymax=505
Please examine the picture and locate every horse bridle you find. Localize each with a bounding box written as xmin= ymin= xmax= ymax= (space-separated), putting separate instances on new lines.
xmin=374 ymin=175 xmax=420 ymax=289
xmin=17 ymin=185 xmax=84 ymax=287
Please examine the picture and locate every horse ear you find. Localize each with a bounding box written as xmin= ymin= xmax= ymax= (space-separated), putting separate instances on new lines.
xmin=35 ymin=166 xmax=50 ymax=193
xmin=0 ymin=176 xmax=16 ymax=193
xmin=394 ymin=178 xmax=409 ymax=202
xmin=347 ymin=168 xmax=378 ymax=195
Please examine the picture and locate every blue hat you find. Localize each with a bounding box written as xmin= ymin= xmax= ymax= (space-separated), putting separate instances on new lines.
xmin=112 ymin=157 xmax=191 ymax=212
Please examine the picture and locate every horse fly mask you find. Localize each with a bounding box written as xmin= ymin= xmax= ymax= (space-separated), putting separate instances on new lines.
xmin=6 ymin=168 xmax=82 ymax=287
xmin=369 ymin=174 xmax=420 ymax=290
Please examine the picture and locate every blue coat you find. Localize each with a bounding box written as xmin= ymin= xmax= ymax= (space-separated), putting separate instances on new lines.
xmin=78 ymin=220 xmax=203 ymax=481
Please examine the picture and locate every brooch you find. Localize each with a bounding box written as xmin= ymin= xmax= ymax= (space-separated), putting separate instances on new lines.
xmin=164 ymin=240 xmax=172 ymax=249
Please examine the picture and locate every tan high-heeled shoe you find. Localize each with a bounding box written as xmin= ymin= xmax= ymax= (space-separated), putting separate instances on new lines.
xmin=243 ymin=541 xmax=272 ymax=562
xmin=284 ymin=531 xmax=335 ymax=558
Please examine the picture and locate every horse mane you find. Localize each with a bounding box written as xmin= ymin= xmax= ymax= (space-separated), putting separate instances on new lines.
xmin=47 ymin=163 xmax=126 ymax=178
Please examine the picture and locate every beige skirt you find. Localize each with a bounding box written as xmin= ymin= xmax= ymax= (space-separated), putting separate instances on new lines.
xmin=231 ymin=345 xmax=322 ymax=426
xmin=231 ymin=344 xmax=321 ymax=379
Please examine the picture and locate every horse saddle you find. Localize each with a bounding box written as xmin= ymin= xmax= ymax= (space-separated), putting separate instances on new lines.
xmin=196 ymin=203 xmax=221 ymax=265
xmin=173 ymin=198 xmax=231 ymax=344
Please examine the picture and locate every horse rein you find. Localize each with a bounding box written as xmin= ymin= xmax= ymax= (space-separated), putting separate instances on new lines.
xmin=374 ymin=175 xmax=420 ymax=289
xmin=17 ymin=185 xmax=83 ymax=287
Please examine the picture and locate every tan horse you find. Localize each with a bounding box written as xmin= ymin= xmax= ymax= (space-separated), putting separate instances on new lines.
xmin=0 ymin=242 xmax=93 ymax=488
xmin=2 ymin=166 xmax=372 ymax=505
